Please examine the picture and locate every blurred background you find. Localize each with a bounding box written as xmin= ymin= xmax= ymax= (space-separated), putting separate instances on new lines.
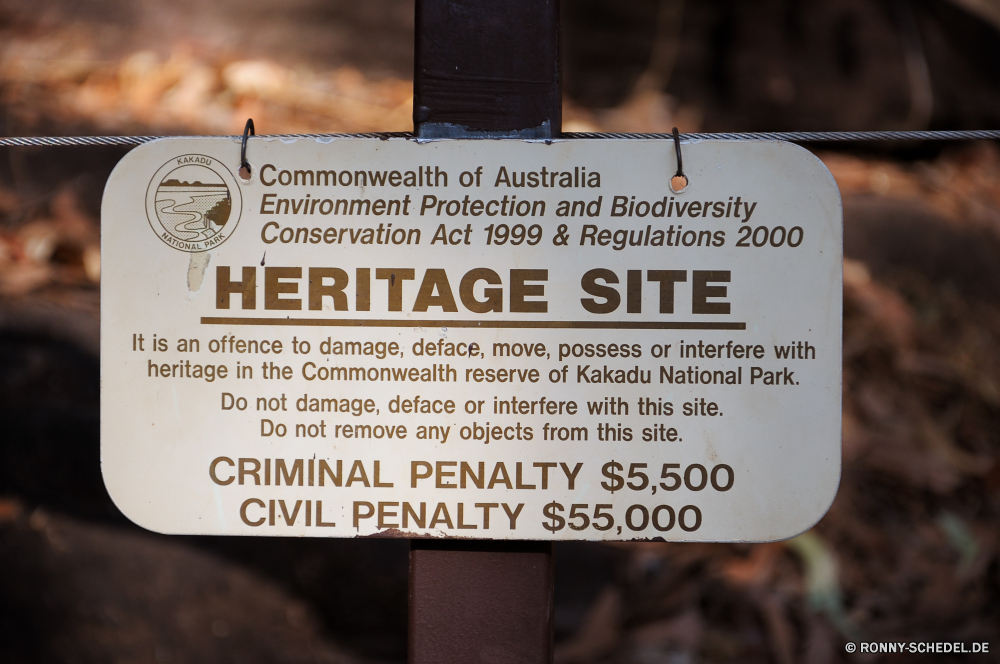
xmin=1 ymin=1 xmax=999 ymax=662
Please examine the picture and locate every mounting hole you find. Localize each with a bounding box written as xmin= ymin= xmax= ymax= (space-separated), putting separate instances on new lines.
xmin=238 ymin=165 xmax=252 ymax=181
xmin=670 ymin=174 xmax=689 ymax=193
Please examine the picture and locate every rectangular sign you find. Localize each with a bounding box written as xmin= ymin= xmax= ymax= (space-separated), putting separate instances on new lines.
xmin=101 ymin=137 xmax=841 ymax=541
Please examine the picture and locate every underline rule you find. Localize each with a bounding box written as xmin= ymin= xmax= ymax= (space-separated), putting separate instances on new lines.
xmin=200 ymin=317 xmax=747 ymax=330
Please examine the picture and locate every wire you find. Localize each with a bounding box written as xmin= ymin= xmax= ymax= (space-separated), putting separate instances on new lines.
xmin=1 ymin=129 xmax=999 ymax=148
xmin=0 ymin=132 xmax=410 ymax=147
xmin=563 ymin=130 xmax=1000 ymax=141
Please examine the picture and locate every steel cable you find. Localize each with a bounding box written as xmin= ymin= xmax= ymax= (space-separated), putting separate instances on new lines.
xmin=1 ymin=129 xmax=999 ymax=148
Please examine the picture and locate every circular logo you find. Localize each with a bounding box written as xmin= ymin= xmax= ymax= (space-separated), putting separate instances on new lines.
xmin=146 ymin=155 xmax=242 ymax=252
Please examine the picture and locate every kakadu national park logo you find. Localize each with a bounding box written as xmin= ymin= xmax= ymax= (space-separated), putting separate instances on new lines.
xmin=146 ymin=155 xmax=243 ymax=252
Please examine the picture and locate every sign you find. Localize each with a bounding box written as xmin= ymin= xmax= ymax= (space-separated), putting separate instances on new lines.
xmin=101 ymin=137 xmax=842 ymax=541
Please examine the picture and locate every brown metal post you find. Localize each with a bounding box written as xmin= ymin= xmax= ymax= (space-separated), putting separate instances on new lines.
xmin=413 ymin=0 xmax=561 ymax=139
xmin=410 ymin=1 xmax=560 ymax=661
xmin=410 ymin=540 xmax=553 ymax=663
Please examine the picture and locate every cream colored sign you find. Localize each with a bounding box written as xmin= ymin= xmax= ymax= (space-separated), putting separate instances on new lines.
xmin=101 ymin=137 xmax=842 ymax=541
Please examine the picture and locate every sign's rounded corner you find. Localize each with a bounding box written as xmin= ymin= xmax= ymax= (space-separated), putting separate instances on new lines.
xmin=780 ymin=141 xmax=844 ymax=204
xmin=99 ymin=462 xmax=176 ymax=535
xmin=761 ymin=466 xmax=843 ymax=545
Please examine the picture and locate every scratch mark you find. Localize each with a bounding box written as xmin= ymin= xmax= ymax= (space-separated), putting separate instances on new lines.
xmin=187 ymin=252 xmax=211 ymax=292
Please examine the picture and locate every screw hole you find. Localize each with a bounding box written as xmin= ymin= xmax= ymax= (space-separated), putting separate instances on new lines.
xmin=670 ymin=174 xmax=689 ymax=193
xmin=238 ymin=165 xmax=252 ymax=181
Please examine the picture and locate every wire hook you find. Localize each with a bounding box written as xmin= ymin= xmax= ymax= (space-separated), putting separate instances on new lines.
xmin=670 ymin=127 xmax=688 ymax=193
xmin=239 ymin=118 xmax=255 ymax=179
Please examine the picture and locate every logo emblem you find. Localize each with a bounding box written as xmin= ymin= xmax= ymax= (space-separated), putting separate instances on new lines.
xmin=146 ymin=155 xmax=242 ymax=252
